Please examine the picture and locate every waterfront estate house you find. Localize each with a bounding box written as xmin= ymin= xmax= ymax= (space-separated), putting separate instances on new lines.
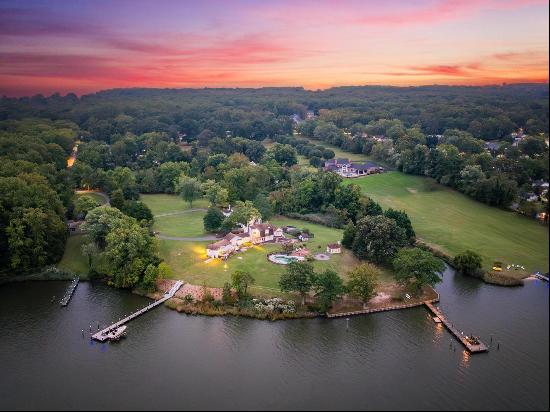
xmin=249 ymin=223 xmax=284 ymax=244
xmin=206 ymin=221 xmax=283 ymax=258
xmin=323 ymin=158 xmax=384 ymax=178
xmin=327 ymin=243 xmax=342 ymax=254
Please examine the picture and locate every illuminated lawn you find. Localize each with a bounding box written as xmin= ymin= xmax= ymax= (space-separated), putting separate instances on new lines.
xmin=348 ymin=172 xmax=549 ymax=272
xmin=157 ymin=215 xmax=366 ymax=294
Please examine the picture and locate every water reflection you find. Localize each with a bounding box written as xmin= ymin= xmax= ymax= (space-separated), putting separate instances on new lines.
xmin=0 ymin=276 xmax=548 ymax=411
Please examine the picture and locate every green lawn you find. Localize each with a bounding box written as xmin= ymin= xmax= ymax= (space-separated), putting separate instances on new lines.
xmin=141 ymin=194 xmax=209 ymax=238
xmin=153 ymin=211 xmax=207 ymax=237
xmin=348 ymin=172 xmax=549 ymax=272
xmin=157 ymin=215 xmax=364 ymax=294
xmin=57 ymin=234 xmax=89 ymax=276
xmin=140 ymin=194 xmax=209 ymax=215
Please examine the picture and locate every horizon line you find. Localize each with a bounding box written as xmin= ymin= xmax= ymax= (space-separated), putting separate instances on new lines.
xmin=3 ymin=80 xmax=549 ymax=99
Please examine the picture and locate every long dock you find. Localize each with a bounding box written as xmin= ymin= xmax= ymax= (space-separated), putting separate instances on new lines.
xmin=425 ymin=302 xmax=488 ymax=353
xmin=60 ymin=278 xmax=79 ymax=307
xmin=326 ymin=297 xmax=439 ymax=318
xmin=91 ymin=281 xmax=184 ymax=342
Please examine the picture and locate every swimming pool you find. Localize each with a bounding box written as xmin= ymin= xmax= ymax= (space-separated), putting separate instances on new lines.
xmin=268 ymin=254 xmax=305 ymax=265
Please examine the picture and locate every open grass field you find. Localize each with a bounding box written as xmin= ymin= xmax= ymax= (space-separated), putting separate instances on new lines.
xmin=140 ymin=194 xmax=209 ymax=215
xmin=156 ymin=213 xmax=372 ymax=294
xmin=57 ymin=234 xmax=89 ymax=276
xmin=348 ymin=172 xmax=549 ymax=272
xmin=141 ymin=194 xmax=209 ymax=237
xmin=152 ymin=212 xmax=207 ymax=238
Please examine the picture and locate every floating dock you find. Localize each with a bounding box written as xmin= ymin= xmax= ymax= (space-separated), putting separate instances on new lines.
xmin=424 ymin=302 xmax=488 ymax=353
xmin=91 ymin=281 xmax=183 ymax=342
xmin=60 ymin=278 xmax=79 ymax=307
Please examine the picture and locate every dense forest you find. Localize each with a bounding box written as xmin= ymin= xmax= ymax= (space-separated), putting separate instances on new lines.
xmin=0 ymin=84 xmax=548 ymax=281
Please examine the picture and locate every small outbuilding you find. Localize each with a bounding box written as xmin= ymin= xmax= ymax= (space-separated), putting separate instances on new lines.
xmin=326 ymin=243 xmax=341 ymax=254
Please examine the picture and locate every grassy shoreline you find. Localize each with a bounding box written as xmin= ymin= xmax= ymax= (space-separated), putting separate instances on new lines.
xmin=349 ymin=172 xmax=549 ymax=273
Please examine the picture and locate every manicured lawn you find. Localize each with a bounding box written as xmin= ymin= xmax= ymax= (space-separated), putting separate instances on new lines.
xmin=348 ymin=172 xmax=549 ymax=272
xmin=153 ymin=211 xmax=207 ymax=237
xmin=57 ymin=234 xmax=89 ymax=276
xmin=141 ymin=194 xmax=210 ymax=237
xmin=157 ymin=215 xmax=366 ymax=294
xmin=140 ymin=194 xmax=209 ymax=216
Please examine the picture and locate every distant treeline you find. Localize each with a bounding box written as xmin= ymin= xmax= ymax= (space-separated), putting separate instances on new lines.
xmin=1 ymin=84 xmax=548 ymax=139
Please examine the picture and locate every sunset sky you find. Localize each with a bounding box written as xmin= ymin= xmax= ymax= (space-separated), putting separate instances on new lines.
xmin=0 ymin=0 xmax=548 ymax=96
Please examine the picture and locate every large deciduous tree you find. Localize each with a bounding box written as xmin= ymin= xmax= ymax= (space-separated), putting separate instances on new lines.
xmin=203 ymin=207 xmax=225 ymax=232
xmin=393 ymin=248 xmax=444 ymax=293
xmin=231 ymin=270 xmax=255 ymax=299
xmin=312 ymin=269 xmax=346 ymax=312
xmin=351 ymin=215 xmax=408 ymax=263
xmin=346 ymin=263 xmax=380 ymax=306
xmin=279 ymin=261 xmax=315 ymax=305
xmin=454 ymin=250 xmax=483 ymax=278
xmin=177 ymin=175 xmax=203 ymax=207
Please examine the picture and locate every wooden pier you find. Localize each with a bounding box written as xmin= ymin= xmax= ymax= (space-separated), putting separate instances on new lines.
xmin=91 ymin=281 xmax=184 ymax=342
xmin=424 ymin=302 xmax=488 ymax=353
xmin=532 ymin=273 xmax=549 ymax=282
xmin=60 ymin=278 xmax=79 ymax=307
xmin=326 ymin=297 xmax=439 ymax=318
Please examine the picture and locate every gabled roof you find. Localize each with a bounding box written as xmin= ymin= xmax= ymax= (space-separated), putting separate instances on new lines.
xmin=224 ymin=233 xmax=240 ymax=241
xmin=207 ymin=239 xmax=231 ymax=250
xmin=250 ymin=223 xmax=276 ymax=237
xmin=327 ymin=243 xmax=341 ymax=249
xmin=350 ymin=161 xmax=379 ymax=171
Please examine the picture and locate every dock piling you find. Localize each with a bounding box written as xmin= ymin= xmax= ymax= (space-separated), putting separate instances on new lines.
xmin=91 ymin=281 xmax=183 ymax=342
xmin=425 ymin=302 xmax=488 ymax=353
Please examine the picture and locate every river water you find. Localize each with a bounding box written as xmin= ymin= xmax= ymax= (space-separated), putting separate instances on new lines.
xmin=0 ymin=268 xmax=548 ymax=410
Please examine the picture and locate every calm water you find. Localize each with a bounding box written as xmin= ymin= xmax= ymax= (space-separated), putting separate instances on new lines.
xmin=0 ymin=268 xmax=548 ymax=410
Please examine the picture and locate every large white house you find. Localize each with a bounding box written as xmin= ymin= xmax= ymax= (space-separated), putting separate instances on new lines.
xmin=249 ymin=223 xmax=284 ymax=244
xmin=206 ymin=221 xmax=283 ymax=258
xmin=323 ymin=158 xmax=384 ymax=178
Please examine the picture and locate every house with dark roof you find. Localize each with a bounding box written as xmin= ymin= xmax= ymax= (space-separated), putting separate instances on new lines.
xmin=323 ymin=158 xmax=383 ymax=177
xmin=327 ymin=243 xmax=341 ymax=254
xmin=206 ymin=220 xmax=284 ymax=258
